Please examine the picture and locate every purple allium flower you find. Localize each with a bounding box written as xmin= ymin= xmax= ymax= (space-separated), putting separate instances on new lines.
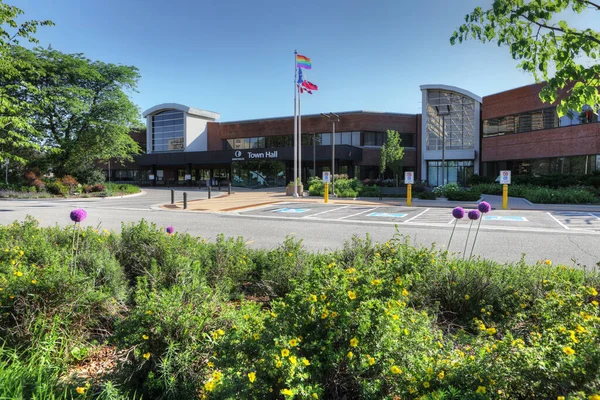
xmin=166 ymin=226 xmax=175 ymax=234
xmin=477 ymin=201 xmax=491 ymax=214
xmin=452 ymin=207 xmax=465 ymax=219
xmin=467 ymin=210 xmax=481 ymax=221
xmin=70 ymin=208 xmax=87 ymax=223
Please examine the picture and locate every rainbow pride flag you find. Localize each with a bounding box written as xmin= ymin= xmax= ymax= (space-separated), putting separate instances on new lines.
xmin=296 ymin=54 xmax=312 ymax=70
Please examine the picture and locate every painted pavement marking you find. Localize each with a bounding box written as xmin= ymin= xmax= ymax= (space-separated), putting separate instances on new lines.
xmin=273 ymin=208 xmax=311 ymax=214
xmin=303 ymin=205 xmax=350 ymax=218
xmin=404 ymin=208 xmax=430 ymax=223
xmin=367 ymin=212 xmax=408 ymax=218
xmin=547 ymin=212 xmax=570 ymax=230
xmin=483 ymin=215 xmax=528 ymax=222
xmin=338 ymin=207 xmax=378 ymax=220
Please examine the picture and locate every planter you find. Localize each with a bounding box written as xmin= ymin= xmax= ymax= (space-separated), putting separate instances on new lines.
xmin=286 ymin=185 xmax=304 ymax=196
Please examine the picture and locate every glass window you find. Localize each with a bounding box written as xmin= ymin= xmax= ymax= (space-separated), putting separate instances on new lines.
xmin=352 ymin=131 xmax=361 ymax=146
xmin=321 ymin=133 xmax=331 ymax=146
xmin=152 ymin=110 xmax=184 ymax=152
xmin=334 ymin=132 xmax=342 ymax=145
xmin=341 ymin=132 xmax=352 ymax=145
xmin=426 ymin=91 xmax=475 ymax=150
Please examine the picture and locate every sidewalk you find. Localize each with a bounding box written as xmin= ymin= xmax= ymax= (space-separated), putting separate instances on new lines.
xmin=163 ymin=187 xmax=600 ymax=213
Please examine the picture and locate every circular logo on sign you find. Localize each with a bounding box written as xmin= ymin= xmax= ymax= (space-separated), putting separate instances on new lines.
xmin=502 ymin=171 xmax=508 ymax=176
xmin=234 ymin=151 xmax=242 ymax=157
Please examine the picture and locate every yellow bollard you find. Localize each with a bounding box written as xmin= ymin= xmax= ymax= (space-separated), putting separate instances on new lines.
xmin=502 ymin=184 xmax=508 ymax=210
xmin=406 ymin=184 xmax=412 ymax=206
xmin=324 ymin=183 xmax=329 ymax=203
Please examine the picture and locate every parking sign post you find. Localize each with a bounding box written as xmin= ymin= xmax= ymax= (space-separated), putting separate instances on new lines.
xmin=500 ymin=170 xmax=511 ymax=210
xmin=323 ymin=172 xmax=331 ymax=203
xmin=404 ymin=171 xmax=414 ymax=206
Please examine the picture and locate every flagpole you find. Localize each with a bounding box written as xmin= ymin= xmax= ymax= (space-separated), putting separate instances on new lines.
xmin=298 ymin=85 xmax=302 ymax=193
xmin=293 ymin=50 xmax=298 ymax=197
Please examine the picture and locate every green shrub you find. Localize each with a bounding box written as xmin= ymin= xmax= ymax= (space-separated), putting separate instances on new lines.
xmin=445 ymin=188 xmax=482 ymax=201
xmin=46 ymin=181 xmax=70 ymax=196
xmin=416 ymin=190 xmax=436 ymax=200
xmin=105 ymin=183 xmax=140 ymax=195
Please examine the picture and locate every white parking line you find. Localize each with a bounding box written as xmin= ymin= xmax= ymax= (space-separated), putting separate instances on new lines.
xmin=404 ymin=208 xmax=430 ymax=223
xmin=338 ymin=207 xmax=378 ymax=220
xmin=303 ymin=205 xmax=350 ymax=218
xmin=547 ymin=212 xmax=570 ymax=230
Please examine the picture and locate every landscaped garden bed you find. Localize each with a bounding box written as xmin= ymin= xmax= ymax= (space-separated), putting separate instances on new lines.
xmin=0 ymin=214 xmax=599 ymax=399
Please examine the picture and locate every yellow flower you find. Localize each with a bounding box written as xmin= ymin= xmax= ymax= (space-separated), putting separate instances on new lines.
xmin=217 ymin=329 xmax=225 ymax=336
xmin=321 ymin=310 xmax=329 ymax=319
xmin=409 ymin=387 xmax=417 ymax=394
xmin=563 ymin=346 xmax=575 ymax=356
xmin=476 ymin=386 xmax=486 ymax=394
xmin=289 ymin=355 xmax=297 ymax=365
xmin=576 ymin=325 xmax=586 ymax=334
xmin=589 ymin=287 xmax=599 ymax=296
xmin=289 ymin=338 xmax=298 ymax=347
xmin=423 ymin=381 xmax=430 ymax=388
xmin=312 ymin=393 xmax=318 ymax=399
xmin=204 ymin=380 xmax=216 ymax=392
xmin=76 ymin=387 xmax=86 ymax=394
xmin=320 ymin=293 xmax=327 ymax=300
xmin=390 ymin=365 xmax=402 ymax=374
xmin=143 ymin=352 xmax=151 ymax=360
xmin=350 ymin=337 xmax=358 ymax=347
xmin=593 ymin=300 xmax=599 ymax=306
xmin=395 ymin=277 xmax=402 ymax=285
xmin=270 ymin=311 xmax=277 ymax=318
xmin=14 ymin=271 xmax=23 ymax=277
xmin=371 ymin=279 xmax=381 ymax=285
xmin=438 ymin=371 xmax=445 ymax=379
xmin=145 ymin=310 xmax=152 ymax=315
xmin=142 ymin=334 xmax=149 ymax=340
xmin=253 ymin=333 xmax=260 ymax=340
xmin=557 ymin=397 xmax=565 ymax=400
xmin=9 ymin=295 xmax=14 ymax=299
xmin=520 ymin=303 xmax=527 ymax=309
xmin=367 ymin=356 xmax=375 ymax=365
xmin=275 ymin=360 xmax=282 ymax=368
xmin=347 ymin=351 xmax=354 ymax=359
xmin=465 ymin=295 xmax=470 ymax=300
xmin=302 ymin=357 xmax=310 ymax=366
xmin=288 ymin=252 xmax=293 ymax=257
xmin=248 ymin=372 xmax=256 ymax=383
xmin=331 ymin=311 xmax=338 ymax=318
xmin=545 ymin=259 xmax=552 ymax=265
xmin=208 ymin=362 xmax=214 ymax=367
xmin=486 ymin=327 xmax=497 ymax=335
xmin=309 ymin=294 xmax=318 ymax=302
xmin=402 ymin=289 xmax=409 ymax=296
xmin=588 ymin=395 xmax=600 ymax=400
xmin=348 ymin=291 xmax=357 ymax=300
xmin=281 ymin=388 xmax=294 ymax=396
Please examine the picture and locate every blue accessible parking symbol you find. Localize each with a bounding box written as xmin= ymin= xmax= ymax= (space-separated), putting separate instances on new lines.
xmin=273 ymin=208 xmax=310 ymax=214
xmin=483 ymin=216 xmax=527 ymax=221
xmin=367 ymin=212 xmax=407 ymax=218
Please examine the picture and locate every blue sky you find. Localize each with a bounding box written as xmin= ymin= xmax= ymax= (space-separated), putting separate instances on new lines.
xmin=13 ymin=0 xmax=591 ymax=122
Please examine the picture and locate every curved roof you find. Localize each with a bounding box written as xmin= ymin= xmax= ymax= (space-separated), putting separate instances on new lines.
xmin=420 ymin=84 xmax=482 ymax=104
xmin=142 ymin=103 xmax=220 ymax=120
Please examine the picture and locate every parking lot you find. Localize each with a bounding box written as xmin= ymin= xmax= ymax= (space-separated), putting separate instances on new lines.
xmin=239 ymin=203 xmax=600 ymax=233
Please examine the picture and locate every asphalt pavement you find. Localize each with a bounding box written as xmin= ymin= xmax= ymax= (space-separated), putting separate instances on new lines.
xmin=0 ymin=188 xmax=599 ymax=269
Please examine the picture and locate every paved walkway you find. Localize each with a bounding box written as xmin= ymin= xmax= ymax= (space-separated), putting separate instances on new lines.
xmin=163 ymin=187 xmax=600 ymax=213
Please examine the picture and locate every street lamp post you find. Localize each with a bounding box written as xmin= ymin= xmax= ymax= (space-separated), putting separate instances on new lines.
xmin=435 ymin=105 xmax=450 ymax=198
xmin=321 ymin=112 xmax=340 ymax=196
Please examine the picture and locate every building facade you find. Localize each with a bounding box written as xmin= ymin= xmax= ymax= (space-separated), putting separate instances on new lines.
xmin=107 ymin=82 xmax=599 ymax=187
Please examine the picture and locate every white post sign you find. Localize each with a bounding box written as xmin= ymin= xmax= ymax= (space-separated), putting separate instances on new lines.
xmin=322 ymin=171 xmax=331 ymax=183
xmin=404 ymin=171 xmax=414 ymax=184
xmin=500 ymin=170 xmax=511 ymax=184
xmin=185 ymin=174 xmax=191 ymax=181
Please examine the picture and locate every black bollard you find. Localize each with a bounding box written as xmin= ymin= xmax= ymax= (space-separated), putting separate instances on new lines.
xmin=208 ymin=186 xmax=211 ymax=199
xmin=228 ymin=184 xmax=231 ymax=195
xmin=183 ymin=192 xmax=187 ymax=209
xmin=171 ymin=189 xmax=174 ymax=204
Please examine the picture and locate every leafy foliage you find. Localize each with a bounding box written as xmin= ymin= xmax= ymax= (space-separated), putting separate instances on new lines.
xmin=380 ymin=130 xmax=405 ymax=182
xmin=451 ymin=0 xmax=600 ymax=116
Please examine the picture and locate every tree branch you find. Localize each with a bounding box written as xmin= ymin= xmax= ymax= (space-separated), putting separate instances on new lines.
xmin=582 ymin=0 xmax=600 ymax=11
xmin=526 ymin=17 xmax=600 ymax=46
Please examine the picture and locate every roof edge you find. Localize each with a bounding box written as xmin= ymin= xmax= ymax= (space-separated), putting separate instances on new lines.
xmin=143 ymin=103 xmax=220 ymax=120
xmin=420 ymin=84 xmax=482 ymax=103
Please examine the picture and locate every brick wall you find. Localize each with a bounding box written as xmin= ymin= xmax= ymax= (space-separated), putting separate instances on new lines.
xmin=208 ymin=112 xmax=417 ymax=145
xmin=482 ymin=123 xmax=600 ymax=162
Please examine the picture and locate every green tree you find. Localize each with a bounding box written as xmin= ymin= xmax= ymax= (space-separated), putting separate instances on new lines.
xmin=450 ymin=0 xmax=599 ymax=116
xmin=380 ymin=130 xmax=404 ymax=185
xmin=6 ymin=46 xmax=143 ymax=183
xmin=0 ymin=2 xmax=53 ymax=167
